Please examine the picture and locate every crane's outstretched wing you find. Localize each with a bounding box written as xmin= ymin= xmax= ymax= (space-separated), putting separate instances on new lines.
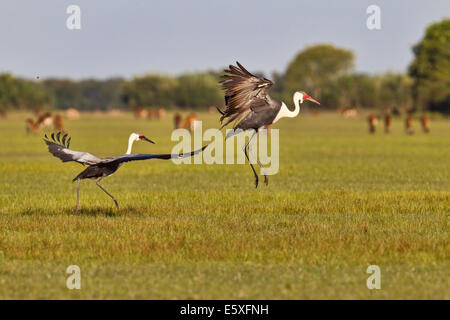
xmin=102 ymin=145 xmax=209 ymax=164
xmin=43 ymin=133 xmax=102 ymax=165
xmin=219 ymin=61 xmax=275 ymax=128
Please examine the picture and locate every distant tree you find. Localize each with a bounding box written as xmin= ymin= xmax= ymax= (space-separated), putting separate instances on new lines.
xmin=269 ymin=71 xmax=285 ymax=102
xmin=175 ymin=72 xmax=223 ymax=109
xmin=79 ymin=78 xmax=124 ymax=110
xmin=42 ymin=79 xmax=86 ymax=110
xmin=284 ymin=44 xmax=355 ymax=108
xmin=120 ymin=74 xmax=178 ymax=109
xmin=0 ymin=73 xmax=51 ymax=110
xmin=409 ymin=18 xmax=450 ymax=113
xmin=336 ymin=74 xmax=378 ymax=109
xmin=42 ymin=78 xmax=125 ymax=111
xmin=0 ymin=73 xmax=20 ymax=109
xmin=377 ymin=73 xmax=413 ymax=113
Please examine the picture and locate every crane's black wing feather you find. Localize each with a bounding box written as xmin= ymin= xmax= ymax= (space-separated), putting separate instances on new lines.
xmin=219 ymin=61 xmax=275 ymax=128
xmin=102 ymin=145 xmax=208 ymax=164
xmin=43 ymin=133 xmax=102 ymax=165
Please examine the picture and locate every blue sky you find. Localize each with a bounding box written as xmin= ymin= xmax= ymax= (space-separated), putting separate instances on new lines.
xmin=0 ymin=0 xmax=449 ymax=79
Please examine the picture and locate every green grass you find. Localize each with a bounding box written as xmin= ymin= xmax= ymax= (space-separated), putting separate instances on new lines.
xmin=0 ymin=111 xmax=449 ymax=299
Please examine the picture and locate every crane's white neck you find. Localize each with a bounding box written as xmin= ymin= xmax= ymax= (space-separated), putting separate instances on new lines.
xmin=126 ymin=134 xmax=137 ymax=154
xmin=273 ymin=91 xmax=303 ymax=123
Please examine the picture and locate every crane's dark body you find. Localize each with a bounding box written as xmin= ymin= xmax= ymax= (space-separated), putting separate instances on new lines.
xmin=233 ymin=101 xmax=281 ymax=131
xmin=72 ymin=162 xmax=122 ymax=182
xmin=44 ymin=132 xmax=206 ymax=211
xmin=218 ymin=62 xmax=283 ymax=187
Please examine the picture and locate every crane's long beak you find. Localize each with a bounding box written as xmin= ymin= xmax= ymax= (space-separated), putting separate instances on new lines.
xmin=142 ymin=136 xmax=155 ymax=144
xmin=307 ymin=97 xmax=320 ymax=105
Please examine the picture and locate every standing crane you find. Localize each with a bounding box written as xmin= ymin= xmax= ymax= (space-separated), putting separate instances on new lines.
xmin=44 ymin=132 xmax=206 ymax=211
xmin=217 ymin=62 xmax=320 ymax=188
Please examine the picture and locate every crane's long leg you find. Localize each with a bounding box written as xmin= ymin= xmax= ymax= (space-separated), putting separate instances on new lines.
xmin=248 ymin=133 xmax=269 ymax=186
xmin=243 ymin=130 xmax=259 ymax=188
xmin=96 ymin=177 xmax=119 ymax=208
xmin=75 ymin=178 xmax=81 ymax=212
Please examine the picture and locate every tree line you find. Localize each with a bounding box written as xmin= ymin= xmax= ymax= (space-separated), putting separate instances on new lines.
xmin=0 ymin=18 xmax=448 ymax=113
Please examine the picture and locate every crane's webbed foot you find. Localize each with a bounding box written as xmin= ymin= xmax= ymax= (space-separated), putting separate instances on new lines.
xmin=254 ymin=175 xmax=259 ymax=188
xmin=263 ymin=174 xmax=269 ymax=186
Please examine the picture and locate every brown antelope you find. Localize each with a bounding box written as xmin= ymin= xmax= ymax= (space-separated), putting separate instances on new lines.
xmin=183 ymin=112 xmax=198 ymax=132
xmin=37 ymin=113 xmax=54 ymax=129
xmin=53 ymin=114 xmax=66 ymax=133
xmin=26 ymin=119 xmax=40 ymax=135
xmin=339 ymin=107 xmax=357 ymax=118
xmin=33 ymin=106 xmax=43 ymax=117
xmin=405 ymin=116 xmax=414 ymax=135
xmin=421 ymin=115 xmax=430 ymax=133
xmin=0 ymin=107 xmax=7 ymax=118
xmin=174 ymin=113 xmax=183 ymax=129
xmin=367 ymin=114 xmax=377 ymax=134
xmin=147 ymin=108 xmax=157 ymax=120
xmin=134 ymin=108 xmax=148 ymax=119
xmin=157 ymin=108 xmax=166 ymax=119
xmin=384 ymin=114 xmax=392 ymax=133
xmin=25 ymin=112 xmax=66 ymax=135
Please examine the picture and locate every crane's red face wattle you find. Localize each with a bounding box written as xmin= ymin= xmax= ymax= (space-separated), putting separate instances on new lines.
xmin=303 ymin=93 xmax=320 ymax=105
xmin=138 ymin=134 xmax=155 ymax=144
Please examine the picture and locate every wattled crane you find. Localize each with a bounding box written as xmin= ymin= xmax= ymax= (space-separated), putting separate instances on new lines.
xmin=44 ymin=132 xmax=206 ymax=211
xmin=217 ymin=62 xmax=320 ymax=187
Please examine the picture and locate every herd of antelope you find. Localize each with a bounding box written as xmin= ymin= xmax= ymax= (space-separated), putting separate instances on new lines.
xmin=0 ymin=105 xmax=434 ymax=138
xmin=173 ymin=112 xmax=199 ymax=132
xmin=367 ymin=113 xmax=430 ymax=134
xmin=134 ymin=107 xmax=167 ymax=120
xmin=133 ymin=107 xmax=200 ymax=132
xmin=26 ymin=109 xmax=66 ymax=135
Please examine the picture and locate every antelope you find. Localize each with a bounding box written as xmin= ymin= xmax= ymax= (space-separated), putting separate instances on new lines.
xmin=405 ymin=116 xmax=414 ymax=135
xmin=367 ymin=114 xmax=377 ymax=134
xmin=53 ymin=114 xmax=66 ymax=133
xmin=134 ymin=108 xmax=148 ymax=119
xmin=0 ymin=107 xmax=6 ymax=118
xmin=384 ymin=114 xmax=392 ymax=133
xmin=147 ymin=109 xmax=157 ymax=120
xmin=157 ymin=108 xmax=166 ymax=119
xmin=174 ymin=113 xmax=183 ymax=129
xmin=339 ymin=107 xmax=357 ymax=118
xmin=26 ymin=118 xmax=40 ymax=135
xmin=421 ymin=115 xmax=430 ymax=133
xmin=183 ymin=112 xmax=198 ymax=132
xmin=25 ymin=112 xmax=66 ymax=135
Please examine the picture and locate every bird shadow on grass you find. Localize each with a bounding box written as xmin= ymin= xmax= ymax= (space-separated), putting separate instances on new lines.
xmin=19 ymin=206 xmax=148 ymax=217
xmin=62 ymin=206 xmax=150 ymax=217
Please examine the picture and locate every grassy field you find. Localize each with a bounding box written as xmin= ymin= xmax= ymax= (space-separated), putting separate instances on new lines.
xmin=0 ymin=111 xmax=448 ymax=299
